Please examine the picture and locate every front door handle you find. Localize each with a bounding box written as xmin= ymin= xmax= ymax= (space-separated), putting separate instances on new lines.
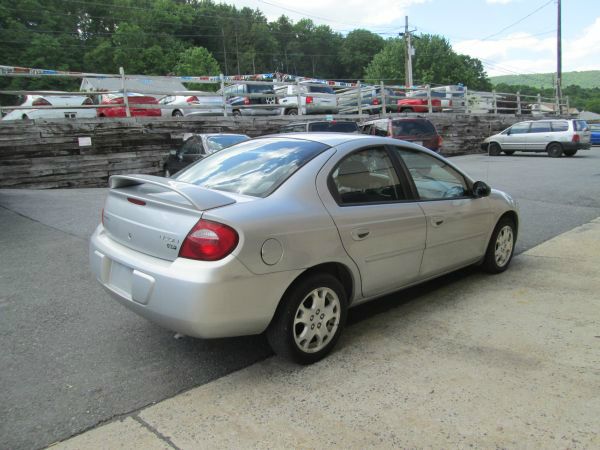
xmin=431 ymin=216 xmax=445 ymax=227
xmin=351 ymin=228 xmax=370 ymax=241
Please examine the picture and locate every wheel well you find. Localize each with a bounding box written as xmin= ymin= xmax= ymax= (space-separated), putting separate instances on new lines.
xmin=285 ymin=262 xmax=355 ymax=304
xmin=499 ymin=210 xmax=519 ymax=238
xmin=546 ymin=141 xmax=562 ymax=150
xmin=172 ymin=109 xmax=182 ymax=116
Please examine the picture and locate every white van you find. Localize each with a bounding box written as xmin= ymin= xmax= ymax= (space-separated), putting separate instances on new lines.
xmin=277 ymin=82 xmax=338 ymax=115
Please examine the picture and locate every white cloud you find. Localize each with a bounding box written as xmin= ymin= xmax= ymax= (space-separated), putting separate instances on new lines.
xmin=222 ymin=0 xmax=428 ymax=31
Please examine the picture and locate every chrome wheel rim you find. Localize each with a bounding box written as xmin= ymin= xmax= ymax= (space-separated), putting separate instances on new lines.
xmin=494 ymin=225 xmax=514 ymax=267
xmin=293 ymin=287 xmax=340 ymax=354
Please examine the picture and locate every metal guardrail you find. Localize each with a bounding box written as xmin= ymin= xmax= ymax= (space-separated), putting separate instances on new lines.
xmin=0 ymin=65 xmax=571 ymax=119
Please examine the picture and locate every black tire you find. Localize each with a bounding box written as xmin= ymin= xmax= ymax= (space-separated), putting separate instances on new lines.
xmin=267 ymin=273 xmax=347 ymax=364
xmin=488 ymin=142 xmax=502 ymax=156
xmin=482 ymin=217 xmax=516 ymax=274
xmin=503 ymin=150 xmax=515 ymax=156
xmin=563 ymin=149 xmax=577 ymax=157
xmin=172 ymin=110 xmax=183 ymax=117
xmin=286 ymin=108 xmax=298 ymax=116
xmin=22 ymin=114 xmax=29 ymax=120
xmin=400 ymin=107 xmax=413 ymax=113
xmin=547 ymin=142 xmax=563 ymax=158
xmin=232 ymin=110 xmax=242 ymax=117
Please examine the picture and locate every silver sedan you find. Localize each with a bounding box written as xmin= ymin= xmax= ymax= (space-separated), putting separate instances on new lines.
xmin=90 ymin=134 xmax=518 ymax=364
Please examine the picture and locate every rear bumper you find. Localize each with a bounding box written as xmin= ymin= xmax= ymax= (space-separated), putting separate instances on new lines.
xmin=89 ymin=225 xmax=301 ymax=338
xmin=563 ymin=141 xmax=591 ymax=150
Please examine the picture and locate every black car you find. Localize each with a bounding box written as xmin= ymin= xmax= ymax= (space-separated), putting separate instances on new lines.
xmin=164 ymin=133 xmax=249 ymax=177
xmin=279 ymin=120 xmax=359 ymax=133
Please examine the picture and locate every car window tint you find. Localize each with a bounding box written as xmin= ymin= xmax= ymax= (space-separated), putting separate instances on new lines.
xmin=309 ymin=122 xmax=358 ymax=132
xmin=529 ymin=122 xmax=551 ymax=133
xmin=206 ymin=135 xmax=249 ymax=153
xmin=175 ymin=138 xmax=329 ymax=198
xmin=392 ymin=120 xmax=435 ymax=136
xmin=551 ymin=121 xmax=569 ymax=132
xmin=509 ymin=123 xmax=530 ymax=134
xmin=308 ymin=85 xmax=334 ymax=94
xmin=331 ymin=147 xmax=405 ymax=204
xmin=394 ymin=148 xmax=467 ymax=200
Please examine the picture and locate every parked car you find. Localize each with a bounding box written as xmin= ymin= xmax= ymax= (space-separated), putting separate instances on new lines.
xmin=158 ymin=94 xmax=225 ymax=117
xmin=277 ymin=82 xmax=338 ymax=115
xmin=481 ymin=119 xmax=591 ymax=157
xmin=97 ymin=94 xmax=161 ymax=118
xmin=590 ymin=123 xmax=600 ymax=145
xmin=220 ymin=83 xmax=280 ymax=116
xmin=279 ymin=120 xmax=359 ymax=133
xmin=337 ymin=86 xmax=402 ymax=114
xmin=360 ymin=117 xmax=443 ymax=153
xmin=2 ymin=94 xmax=96 ymax=121
xmin=163 ymin=133 xmax=249 ymax=177
xmin=397 ymin=90 xmax=452 ymax=113
xmin=90 ymin=134 xmax=518 ymax=364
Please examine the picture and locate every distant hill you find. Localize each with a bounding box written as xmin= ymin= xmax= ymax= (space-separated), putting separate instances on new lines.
xmin=490 ymin=70 xmax=600 ymax=89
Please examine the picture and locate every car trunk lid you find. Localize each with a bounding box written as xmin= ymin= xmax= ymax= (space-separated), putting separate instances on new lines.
xmin=103 ymin=175 xmax=236 ymax=261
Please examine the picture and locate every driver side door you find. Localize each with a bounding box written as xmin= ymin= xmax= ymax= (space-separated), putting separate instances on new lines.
xmin=392 ymin=147 xmax=493 ymax=277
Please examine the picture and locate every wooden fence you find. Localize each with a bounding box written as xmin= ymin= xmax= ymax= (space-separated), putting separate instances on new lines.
xmin=0 ymin=113 xmax=543 ymax=189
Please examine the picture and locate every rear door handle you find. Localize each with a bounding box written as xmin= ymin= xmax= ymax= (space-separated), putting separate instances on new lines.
xmin=431 ymin=216 xmax=445 ymax=227
xmin=351 ymin=228 xmax=370 ymax=240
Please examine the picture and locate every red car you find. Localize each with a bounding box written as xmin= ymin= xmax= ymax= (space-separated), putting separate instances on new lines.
xmin=397 ymin=91 xmax=452 ymax=113
xmin=360 ymin=117 xmax=443 ymax=153
xmin=97 ymin=95 xmax=161 ymax=117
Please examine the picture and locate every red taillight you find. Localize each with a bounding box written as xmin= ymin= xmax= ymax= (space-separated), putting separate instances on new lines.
xmin=179 ymin=219 xmax=239 ymax=261
xmin=243 ymin=96 xmax=250 ymax=105
xmin=32 ymin=98 xmax=51 ymax=106
xmin=306 ymin=96 xmax=313 ymax=104
xmin=127 ymin=197 xmax=146 ymax=206
xmin=572 ymin=134 xmax=580 ymax=143
xmin=186 ymin=96 xmax=199 ymax=104
xmin=372 ymin=98 xmax=380 ymax=105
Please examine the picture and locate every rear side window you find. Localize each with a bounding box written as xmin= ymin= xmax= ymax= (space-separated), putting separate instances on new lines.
xmin=175 ymin=138 xmax=328 ymax=197
xmin=392 ymin=120 xmax=435 ymax=136
xmin=309 ymin=122 xmax=358 ymax=133
xmin=331 ymin=147 xmax=406 ymax=204
xmin=529 ymin=122 xmax=551 ymax=133
xmin=551 ymin=121 xmax=569 ymax=132
xmin=574 ymin=120 xmax=589 ymax=131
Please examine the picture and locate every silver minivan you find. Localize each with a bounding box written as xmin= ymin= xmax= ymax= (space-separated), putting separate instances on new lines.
xmin=482 ymin=119 xmax=591 ymax=157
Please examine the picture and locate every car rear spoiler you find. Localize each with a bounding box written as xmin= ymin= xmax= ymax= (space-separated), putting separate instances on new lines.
xmin=109 ymin=174 xmax=236 ymax=211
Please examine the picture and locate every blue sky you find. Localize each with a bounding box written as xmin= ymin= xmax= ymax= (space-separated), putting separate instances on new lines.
xmin=227 ymin=0 xmax=600 ymax=77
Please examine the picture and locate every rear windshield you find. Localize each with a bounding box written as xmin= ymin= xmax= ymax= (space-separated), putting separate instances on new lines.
xmin=308 ymin=85 xmax=335 ymax=94
xmin=206 ymin=135 xmax=248 ymax=152
xmin=573 ymin=120 xmax=589 ymax=131
xmin=248 ymin=84 xmax=274 ymax=94
xmin=175 ymin=138 xmax=329 ymax=197
xmin=308 ymin=122 xmax=358 ymax=133
xmin=392 ymin=119 xmax=435 ymax=136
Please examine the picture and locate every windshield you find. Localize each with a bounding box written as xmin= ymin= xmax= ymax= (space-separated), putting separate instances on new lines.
xmin=308 ymin=122 xmax=358 ymax=132
xmin=175 ymin=138 xmax=329 ymax=197
xmin=308 ymin=85 xmax=335 ymax=94
xmin=392 ymin=120 xmax=435 ymax=136
xmin=206 ymin=135 xmax=249 ymax=153
xmin=248 ymin=84 xmax=274 ymax=94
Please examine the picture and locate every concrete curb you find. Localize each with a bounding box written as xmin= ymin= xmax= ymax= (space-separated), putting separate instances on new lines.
xmin=52 ymin=218 xmax=600 ymax=449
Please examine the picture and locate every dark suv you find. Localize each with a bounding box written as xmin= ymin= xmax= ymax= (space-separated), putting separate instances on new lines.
xmin=360 ymin=117 xmax=442 ymax=153
xmin=279 ymin=120 xmax=359 ymax=133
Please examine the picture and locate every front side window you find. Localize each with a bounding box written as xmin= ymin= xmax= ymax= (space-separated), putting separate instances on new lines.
xmin=509 ymin=122 xmax=530 ymax=134
xmin=331 ymin=147 xmax=405 ymax=205
xmin=175 ymin=138 xmax=328 ymax=197
xmin=181 ymin=137 xmax=203 ymax=155
xmin=393 ymin=148 xmax=468 ymax=200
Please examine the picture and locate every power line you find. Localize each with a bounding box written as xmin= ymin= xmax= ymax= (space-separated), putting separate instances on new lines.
xmin=481 ymin=0 xmax=554 ymax=41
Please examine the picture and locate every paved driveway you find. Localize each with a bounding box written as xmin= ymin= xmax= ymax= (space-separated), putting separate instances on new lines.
xmin=1 ymin=148 xmax=599 ymax=449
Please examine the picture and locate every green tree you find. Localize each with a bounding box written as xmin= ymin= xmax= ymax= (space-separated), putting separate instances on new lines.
xmin=173 ymin=47 xmax=221 ymax=76
xmin=339 ymin=29 xmax=385 ymax=80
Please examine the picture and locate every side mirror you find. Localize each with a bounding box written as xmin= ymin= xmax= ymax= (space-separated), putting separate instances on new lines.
xmin=472 ymin=180 xmax=491 ymax=198
xmin=506 ymin=129 xmax=511 ymax=135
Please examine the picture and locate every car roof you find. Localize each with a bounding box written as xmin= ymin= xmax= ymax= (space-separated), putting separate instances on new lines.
xmin=260 ymin=132 xmax=389 ymax=146
xmin=361 ymin=117 xmax=433 ymax=124
xmin=284 ymin=120 xmax=357 ymax=125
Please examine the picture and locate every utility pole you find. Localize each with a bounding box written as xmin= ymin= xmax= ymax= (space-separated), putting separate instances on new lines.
xmin=221 ymin=28 xmax=228 ymax=75
xmin=556 ymin=0 xmax=562 ymax=114
xmin=401 ymin=16 xmax=414 ymax=88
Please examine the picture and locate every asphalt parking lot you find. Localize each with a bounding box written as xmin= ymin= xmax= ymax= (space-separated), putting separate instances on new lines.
xmin=1 ymin=148 xmax=599 ymax=449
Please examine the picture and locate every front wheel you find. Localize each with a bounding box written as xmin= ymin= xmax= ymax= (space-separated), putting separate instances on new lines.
xmin=482 ymin=217 xmax=516 ymax=274
xmin=286 ymin=108 xmax=298 ymax=116
xmin=563 ymin=149 xmax=577 ymax=157
xmin=232 ymin=110 xmax=242 ymax=117
xmin=267 ymin=273 xmax=347 ymax=364
xmin=172 ymin=110 xmax=183 ymax=117
xmin=488 ymin=142 xmax=501 ymax=156
xmin=547 ymin=142 xmax=563 ymax=158
xmin=400 ymin=107 xmax=413 ymax=113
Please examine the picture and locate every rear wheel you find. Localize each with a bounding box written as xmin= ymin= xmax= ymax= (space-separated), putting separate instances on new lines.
xmin=488 ymin=142 xmax=502 ymax=156
xmin=547 ymin=142 xmax=563 ymax=158
xmin=286 ymin=108 xmax=298 ymax=116
xmin=232 ymin=110 xmax=241 ymax=117
xmin=172 ymin=110 xmax=183 ymax=117
xmin=400 ymin=107 xmax=414 ymax=113
xmin=267 ymin=273 xmax=347 ymax=364
xmin=503 ymin=150 xmax=515 ymax=156
xmin=563 ymin=149 xmax=577 ymax=157
xmin=482 ymin=217 xmax=516 ymax=274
